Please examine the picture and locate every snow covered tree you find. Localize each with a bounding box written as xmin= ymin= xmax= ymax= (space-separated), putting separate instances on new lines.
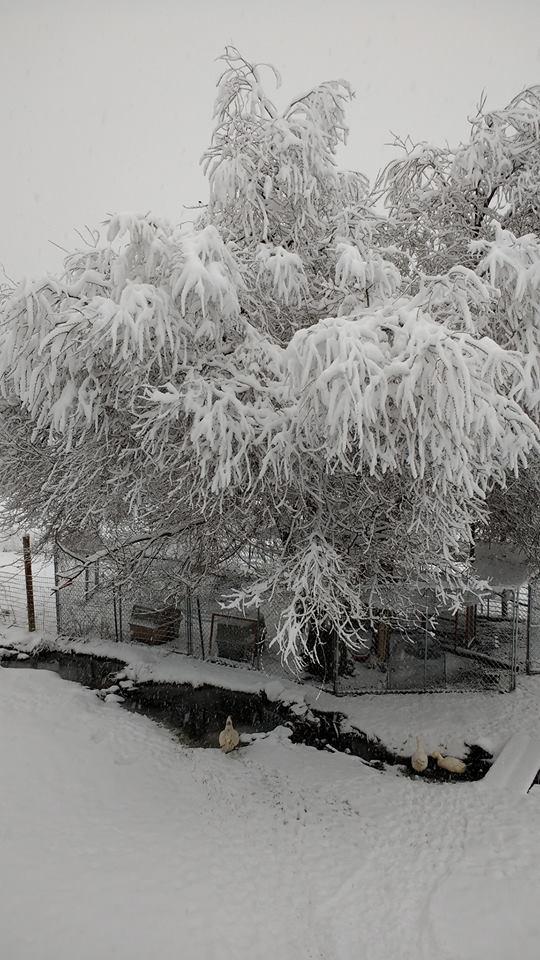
xmin=0 ymin=48 xmax=539 ymax=667
xmin=378 ymin=85 xmax=540 ymax=561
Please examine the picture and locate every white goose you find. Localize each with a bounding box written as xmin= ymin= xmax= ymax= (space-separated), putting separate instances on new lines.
xmin=431 ymin=750 xmax=466 ymax=775
xmin=411 ymin=736 xmax=428 ymax=773
xmin=219 ymin=716 xmax=240 ymax=754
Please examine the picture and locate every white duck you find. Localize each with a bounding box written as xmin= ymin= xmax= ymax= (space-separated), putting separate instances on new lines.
xmin=219 ymin=716 xmax=240 ymax=754
xmin=411 ymin=736 xmax=428 ymax=773
xmin=431 ymin=750 xmax=466 ymax=775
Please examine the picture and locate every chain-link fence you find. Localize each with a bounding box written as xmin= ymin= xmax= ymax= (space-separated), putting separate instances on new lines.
xmin=1 ymin=539 xmax=532 ymax=695
xmin=328 ymin=587 xmax=528 ymax=695
xmin=53 ymin=559 xmax=526 ymax=694
xmin=53 ymin=546 xmax=288 ymax=676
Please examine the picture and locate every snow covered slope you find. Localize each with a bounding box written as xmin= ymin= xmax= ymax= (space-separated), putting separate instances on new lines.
xmin=481 ymin=732 xmax=540 ymax=794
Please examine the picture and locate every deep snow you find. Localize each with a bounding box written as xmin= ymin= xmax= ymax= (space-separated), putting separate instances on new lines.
xmin=2 ymin=665 xmax=540 ymax=959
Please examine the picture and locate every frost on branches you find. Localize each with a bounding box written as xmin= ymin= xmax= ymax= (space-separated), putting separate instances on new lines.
xmin=1 ymin=48 xmax=540 ymax=667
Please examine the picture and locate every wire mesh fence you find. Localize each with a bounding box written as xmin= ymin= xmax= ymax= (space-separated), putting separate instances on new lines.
xmin=0 ymin=539 xmax=533 ymax=695
xmin=331 ymin=588 xmax=528 ymax=695
xmin=0 ymin=554 xmax=57 ymax=635
xmin=53 ymin=548 xmax=285 ymax=674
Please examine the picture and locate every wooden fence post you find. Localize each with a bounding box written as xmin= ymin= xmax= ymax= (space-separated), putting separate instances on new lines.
xmin=375 ymin=620 xmax=391 ymax=662
xmin=464 ymin=605 xmax=477 ymax=647
xmin=22 ymin=534 xmax=36 ymax=632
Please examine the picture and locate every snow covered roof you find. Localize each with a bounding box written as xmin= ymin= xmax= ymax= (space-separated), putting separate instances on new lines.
xmin=474 ymin=542 xmax=538 ymax=592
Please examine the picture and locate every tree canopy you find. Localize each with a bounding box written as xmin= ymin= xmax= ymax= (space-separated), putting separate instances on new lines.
xmin=1 ymin=48 xmax=540 ymax=665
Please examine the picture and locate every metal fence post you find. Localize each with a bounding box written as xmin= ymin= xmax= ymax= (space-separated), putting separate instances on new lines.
xmin=113 ymin=587 xmax=119 ymax=642
xmin=423 ymin=607 xmax=429 ymax=692
xmin=118 ymin=585 xmax=123 ymax=642
xmin=510 ymin=588 xmax=518 ymax=692
xmin=53 ymin=543 xmax=61 ymax=635
xmin=526 ymin=584 xmax=532 ymax=675
xmin=185 ymin=587 xmax=193 ymax=656
xmin=22 ymin=534 xmax=36 ymax=632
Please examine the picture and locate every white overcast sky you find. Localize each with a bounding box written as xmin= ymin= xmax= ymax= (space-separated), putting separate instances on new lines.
xmin=2 ymin=0 xmax=540 ymax=281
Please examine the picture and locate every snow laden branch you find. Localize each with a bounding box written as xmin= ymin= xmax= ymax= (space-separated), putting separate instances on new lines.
xmin=453 ymin=86 xmax=540 ymax=214
xmin=203 ymin=48 xmax=367 ymax=249
xmin=286 ymin=307 xmax=535 ymax=495
xmin=222 ymin=535 xmax=373 ymax=667
xmin=0 ymin=218 xmax=246 ymax=448
xmin=472 ymin=226 xmax=540 ymax=408
xmin=158 ymin=303 xmax=537 ymax=504
xmin=378 ymin=85 xmax=540 ymax=277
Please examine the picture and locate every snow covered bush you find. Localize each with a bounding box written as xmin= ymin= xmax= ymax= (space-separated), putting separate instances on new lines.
xmin=1 ymin=48 xmax=540 ymax=666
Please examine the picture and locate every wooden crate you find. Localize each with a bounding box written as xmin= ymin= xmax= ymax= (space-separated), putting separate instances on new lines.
xmin=129 ymin=605 xmax=181 ymax=645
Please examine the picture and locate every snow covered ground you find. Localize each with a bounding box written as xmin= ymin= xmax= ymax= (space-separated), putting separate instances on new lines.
xmin=2 ymin=664 xmax=540 ymax=960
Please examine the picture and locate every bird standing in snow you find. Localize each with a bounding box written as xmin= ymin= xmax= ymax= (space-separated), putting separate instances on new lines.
xmin=431 ymin=751 xmax=466 ymax=774
xmin=219 ymin=716 xmax=240 ymax=753
xmin=411 ymin=736 xmax=428 ymax=773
